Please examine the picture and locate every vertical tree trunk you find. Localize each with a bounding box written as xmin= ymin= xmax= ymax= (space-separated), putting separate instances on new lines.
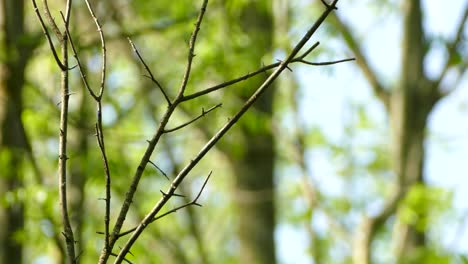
xmin=0 ymin=0 xmax=29 ymax=263
xmin=333 ymin=0 xmax=445 ymax=262
xmin=228 ymin=2 xmax=277 ymax=264
xmin=390 ymin=0 xmax=438 ymax=259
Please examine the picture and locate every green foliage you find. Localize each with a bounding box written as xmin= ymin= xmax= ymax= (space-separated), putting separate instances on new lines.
xmin=398 ymin=184 xmax=452 ymax=232
xmin=1 ymin=0 xmax=463 ymax=263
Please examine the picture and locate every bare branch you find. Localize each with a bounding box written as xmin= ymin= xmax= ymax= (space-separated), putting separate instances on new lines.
xmin=42 ymin=0 xmax=63 ymax=39
xmin=148 ymin=160 xmax=170 ymax=180
xmin=128 ymin=38 xmax=172 ymax=105
xmin=299 ymin=41 xmax=321 ymax=58
xmin=55 ymin=0 xmax=76 ymax=261
xmin=164 ymin=103 xmax=222 ymax=133
xmin=31 ymin=0 xmax=66 ymax=70
xmin=63 ymin=1 xmax=112 ymax=259
xmin=113 ymin=1 xmax=341 ymax=261
xmin=181 ymin=62 xmax=281 ymax=101
xmin=152 ymin=171 xmax=212 ymax=222
xmin=175 ymin=0 xmax=208 ymax=96
xmin=115 ymin=171 xmax=212 ymax=241
xmin=79 ymin=0 xmax=113 ymax=258
xmin=299 ymin=57 xmax=355 ymax=66
xmin=83 ymin=0 xmax=107 ymax=99
xmin=320 ymin=0 xmax=338 ymax=10
xmin=60 ymin=12 xmax=99 ymax=100
xmin=182 ymin=40 xmax=351 ymax=102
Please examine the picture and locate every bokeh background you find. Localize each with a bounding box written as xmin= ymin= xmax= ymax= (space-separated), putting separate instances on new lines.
xmin=0 ymin=0 xmax=466 ymax=263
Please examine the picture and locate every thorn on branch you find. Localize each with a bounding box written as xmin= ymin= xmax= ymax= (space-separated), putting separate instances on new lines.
xmin=300 ymin=42 xmax=320 ymax=59
xmin=151 ymin=171 xmax=212 ymax=223
xmin=276 ymin=59 xmax=293 ymax=72
xmin=117 ymin=228 xmax=136 ymax=238
xmin=299 ymin=57 xmax=355 ymax=66
xmin=128 ymin=38 xmax=172 ymax=105
xmin=148 ymin=160 xmax=170 ymax=180
xmin=163 ymin=103 xmax=222 ymax=133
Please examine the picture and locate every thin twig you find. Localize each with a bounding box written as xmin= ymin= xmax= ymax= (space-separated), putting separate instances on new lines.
xmin=148 ymin=160 xmax=170 ymax=180
xmin=113 ymin=1 xmax=342 ymax=261
xmin=299 ymin=41 xmax=321 ymax=58
xmin=181 ymin=62 xmax=281 ymax=101
xmin=152 ymin=171 xmax=212 ymax=221
xmin=77 ymin=0 xmax=112 ymax=259
xmin=60 ymin=12 xmax=99 ymax=100
xmin=62 ymin=0 xmax=112 ymax=260
xmin=175 ymin=0 xmax=208 ymax=96
xmin=42 ymin=0 xmax=62 ymax=39
xmin=164 ymin=103 xmax=222 ymax=133
xmin=83 ymin=0 xmax=107 ymax=99
xmin=55 ymin=0 xmax=77 ymax=262
xmin=31 ymin=0 xmax=66 ymax=70
xmin=320 ymin=0 xmax=338 ymax=10
xmin=299 ymin=57 xmax=355 ymax=66
xmin=100 ymin=4 xmax=212 ymax=261
xmin=181 ymin=50 xmax=354 ymax=101
xmin=128 ymin=38 xmax=171 ymax=105
xmin=115 ymin=171 xmax=212 ymax=239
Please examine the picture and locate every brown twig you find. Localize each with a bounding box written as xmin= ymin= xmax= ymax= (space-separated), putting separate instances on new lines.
xmin=62 ymin=0 xmax=112 ymax=259
xmin=113 ymin=1 xmax=342 ymax=261
xmin=148 ymin=160 xmax=170 ymax=180
xmin=152 ymin=171 xmax=212 ymax=221
xmin=55 ymin=0 xmax=77 ymax=262
xmin=99 ymin=4 xmax=212 ymax=262
xmin=163 ymin=103 xmax=223 ymax=133
xmin=299 ymin=57 xmax=355 ymax=66
xmin=42 ymin=0 xmax=62 ymax=39
xmin=128 ymin=38 xmax=171 ymax=105
xmin=181 ymin=49 xmax=354 ymax=102
xmin=115 ymin=171 xmax=211 ymax=240
xmin=175 ymin=0 xmax=208 ymax=96
xmin=31 ymin=0 xmax=66 ymax=70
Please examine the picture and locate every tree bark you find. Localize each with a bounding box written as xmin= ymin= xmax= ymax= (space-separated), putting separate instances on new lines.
xmin=0 ymin=0 xmax=30 ymax=263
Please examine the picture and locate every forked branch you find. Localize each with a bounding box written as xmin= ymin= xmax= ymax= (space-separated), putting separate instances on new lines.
xmin=113 ymin=0 xmax=346 ymax=262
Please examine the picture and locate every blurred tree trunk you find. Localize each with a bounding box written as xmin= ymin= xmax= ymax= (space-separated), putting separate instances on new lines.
xmin=355 ymin=2 xmax=433 ymax=262
xmin=225 ymin=2 xmax=277 ymax=264
xmin=330 ymin=0 xmax=463 ymax=263
xmin=0 ymin=0 xmax=30 ymax=263
xmin=389 ymin=1 xmax=436 ymax=260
